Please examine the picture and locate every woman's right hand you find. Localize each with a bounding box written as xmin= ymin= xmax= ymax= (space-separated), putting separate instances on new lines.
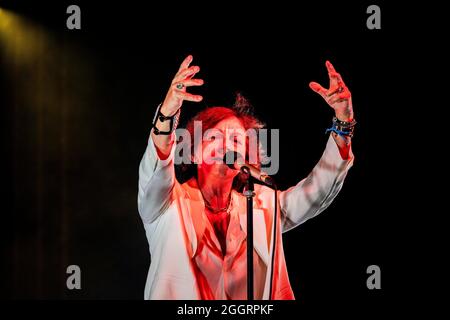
xmin=152 ymin=55 xmax=203 ymax=159
xmin=160 ymin=55 xmax=204 ymax=116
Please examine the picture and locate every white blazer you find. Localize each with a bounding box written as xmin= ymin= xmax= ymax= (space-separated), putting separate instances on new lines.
xmin=137 ymin=133 xmax=354 ymax=300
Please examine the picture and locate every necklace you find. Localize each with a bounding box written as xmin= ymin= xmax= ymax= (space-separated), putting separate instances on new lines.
xmin=200 ymin=189 xmax=232 ymax=214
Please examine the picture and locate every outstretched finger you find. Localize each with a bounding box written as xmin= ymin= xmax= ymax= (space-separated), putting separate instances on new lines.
xmin=309 ymin=81 xmax=327 ymax=99
xmin=173 ymin=78 xmax=204 ymax=89
xmin=174 ymin=90 xmax=203 ymax=102
xmin=325 ymin=60 xmax=337 ymax=73
xmin=328 ymin=71 xmax=345 ymax=88
xmin=177 ymin=55 xmax=193 ymax=73
xmin=173 ymin=66 xmax=200 ymax=83
xmin=328 ymin=71 xmax=343 ymax=82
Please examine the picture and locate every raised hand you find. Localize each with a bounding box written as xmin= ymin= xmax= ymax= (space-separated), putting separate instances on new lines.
xmin=152 ymin=55 xmax=203 ymax=158
xmin=309 ymin=60 xmax=354 ymax=122
xmin=160 ymin=55 xmax=204 ymax=116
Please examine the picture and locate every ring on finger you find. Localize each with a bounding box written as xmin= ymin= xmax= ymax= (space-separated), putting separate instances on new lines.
xmin=176 ymin=83 xmax=184 ymax=90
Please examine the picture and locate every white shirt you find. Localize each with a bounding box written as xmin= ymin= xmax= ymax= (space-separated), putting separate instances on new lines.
xmin=192 ymin=185 xmax=267 ymax=299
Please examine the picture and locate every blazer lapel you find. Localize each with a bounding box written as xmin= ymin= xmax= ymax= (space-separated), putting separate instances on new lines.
xmin=181 ymin=180 xmax=270 ymax=266
xmin=181 ymin=179 xmax=206 ymax=259
xmin=238 ymin=204 xmax=270 ymax=267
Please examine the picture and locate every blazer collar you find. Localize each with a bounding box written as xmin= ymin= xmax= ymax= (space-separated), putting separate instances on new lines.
xmin=182 ymin=178 xmax=270 ymax=267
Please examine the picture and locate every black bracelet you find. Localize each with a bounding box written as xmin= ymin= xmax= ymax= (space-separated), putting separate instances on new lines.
xmin=325 ymin=117 xmax=356 ymax=138
xmin=333 ymin=116 xmax=356 ymax=128
xmin=151 ymin=103 xmax=180 ymax=135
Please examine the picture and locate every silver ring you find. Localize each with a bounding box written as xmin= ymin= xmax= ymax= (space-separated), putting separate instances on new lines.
xmin=176 ymin=83 xmax=184 ymax=90
xmin=337 ymin=86 xmax=344 ymax=93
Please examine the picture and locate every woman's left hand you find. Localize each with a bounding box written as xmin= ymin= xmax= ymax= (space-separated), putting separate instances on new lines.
xmin=309 ymin=60 xmax=354 ymax=122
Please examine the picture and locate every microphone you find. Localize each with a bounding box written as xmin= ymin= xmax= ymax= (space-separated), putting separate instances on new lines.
xmin=223 ymin=151 xmax=276 ymax=187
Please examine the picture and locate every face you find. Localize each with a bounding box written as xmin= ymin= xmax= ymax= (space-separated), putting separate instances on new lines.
xmin=195 ymin=117 xmax=247 ymax=180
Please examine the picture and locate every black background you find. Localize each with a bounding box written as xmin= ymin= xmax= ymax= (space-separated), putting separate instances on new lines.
xmin=1 ymin=0 xmax=431 ymax=311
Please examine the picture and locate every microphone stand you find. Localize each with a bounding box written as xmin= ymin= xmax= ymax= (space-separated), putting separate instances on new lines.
xmin=241 ymin=166 xmax=255 ymax=301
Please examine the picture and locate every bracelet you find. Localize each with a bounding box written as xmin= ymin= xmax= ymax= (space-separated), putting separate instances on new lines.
xmin=151 ymin=103 xmax=180 ymax=135
xmin=325 ymin=116 xmax=356 ymax=138
xmin=333 ymin=116 xmax=356 ymax=128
